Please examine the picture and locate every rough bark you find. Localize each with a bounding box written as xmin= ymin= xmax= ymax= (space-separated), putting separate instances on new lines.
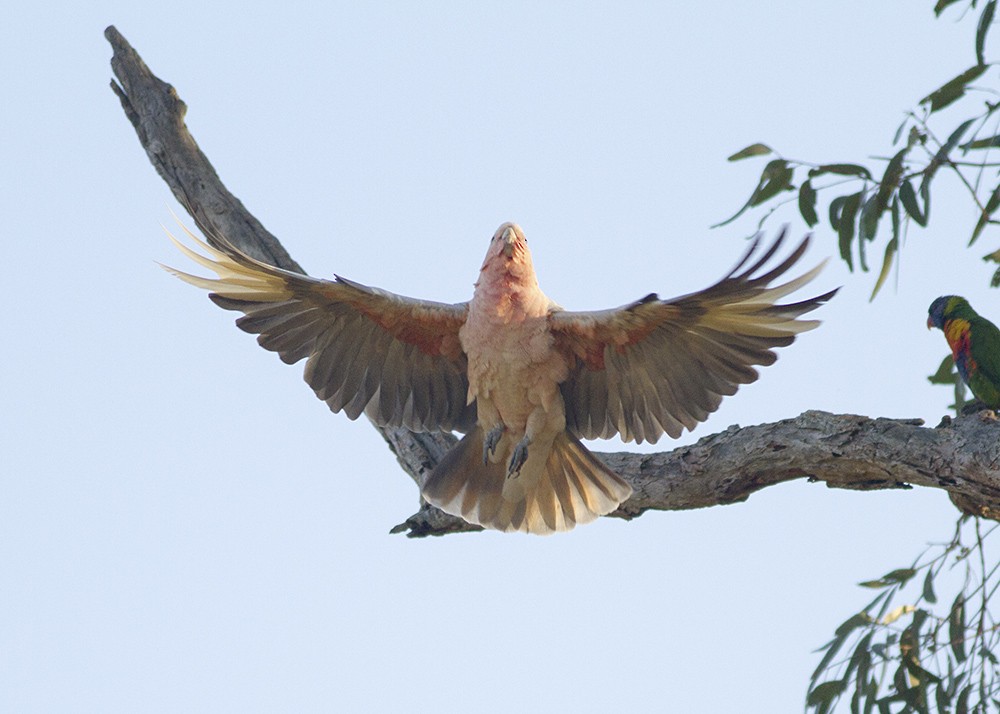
xmin=106 ymin=26 xmax=1000 ymax=536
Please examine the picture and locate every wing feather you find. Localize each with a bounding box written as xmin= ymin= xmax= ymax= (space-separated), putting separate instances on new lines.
xmin=553 ymin=229 xmax=836 ymax=443
xmin=164 ymin=224 xmax=475 ymax=432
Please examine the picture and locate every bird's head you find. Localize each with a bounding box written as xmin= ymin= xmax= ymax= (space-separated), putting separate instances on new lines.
xmin=927 ymin=295 xmax=970 ymax=330
xmin=480 ymin=222 xmax=535 ymax=280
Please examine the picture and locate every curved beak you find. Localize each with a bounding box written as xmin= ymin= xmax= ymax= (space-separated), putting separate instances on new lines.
xmin=501 ymin=225 xmax=516 ymax=258
xmin=926 ymin=316 xmax=934 ymax=330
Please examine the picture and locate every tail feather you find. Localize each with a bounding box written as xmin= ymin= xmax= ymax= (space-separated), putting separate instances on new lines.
xmin=422 ymin=427 xmax=632 ymax=535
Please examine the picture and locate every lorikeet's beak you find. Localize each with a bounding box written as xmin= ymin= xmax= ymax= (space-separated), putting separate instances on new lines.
xmin=926 ymin=316 xmax=934 ymax=329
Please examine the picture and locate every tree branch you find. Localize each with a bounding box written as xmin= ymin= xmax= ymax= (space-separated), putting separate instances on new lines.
xmin=106 ymin=25 xmax=301 ymax=272
xmin=107 ymin=26 xmax=1000 ymax=537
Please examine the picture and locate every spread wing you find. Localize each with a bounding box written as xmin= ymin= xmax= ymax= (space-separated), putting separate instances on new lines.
xmin=163 ymin=225 xmax=475 ymax=433
xmin=550 ymin=229 xmax=837 ymax=443
xmin=969 ymin=315 xmax=1000 ymax=388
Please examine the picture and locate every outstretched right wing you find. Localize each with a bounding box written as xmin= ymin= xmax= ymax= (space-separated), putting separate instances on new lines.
xmin=163 ymin=225 xmax=476 ymax=433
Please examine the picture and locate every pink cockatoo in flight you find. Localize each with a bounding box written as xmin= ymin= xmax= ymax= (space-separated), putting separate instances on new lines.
xmin=165 ymin=222 xmax=835 ymax=534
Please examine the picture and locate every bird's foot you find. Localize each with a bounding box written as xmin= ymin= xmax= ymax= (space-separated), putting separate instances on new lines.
xmin=961 ymin=400 xmax=991 ymax=416
xmin=483 ymin=425 xmax=505 ymax=464
xmin=507 ymin=436 xmax=530 ymax=478
xmin=959 ymin=400 xmax=1000 ymax=419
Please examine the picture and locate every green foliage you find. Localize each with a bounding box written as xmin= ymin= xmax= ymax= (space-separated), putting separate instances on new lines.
xmin=754 ymin=6 xmax=1000 ymax=712
xmin=721 ymin=0 xmax=1000 ymax=300
xmin=927 ymin=354 xmax=970 ymax=415
xmin=806 ymin=517 xmax=1000 ymax=714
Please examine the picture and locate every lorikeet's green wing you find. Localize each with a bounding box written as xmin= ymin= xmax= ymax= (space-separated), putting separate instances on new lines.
xmin=967 ymin=315 xmax=1000 ymax=407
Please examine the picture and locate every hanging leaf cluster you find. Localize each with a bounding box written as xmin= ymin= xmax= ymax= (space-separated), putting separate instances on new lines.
xmin=719 ymin=0 xmax=1000 ymax=300
xmin=807 ymin=517 xmax=1000 ymax=714
xmin=927 ymin=354 xmax=970 ymax=416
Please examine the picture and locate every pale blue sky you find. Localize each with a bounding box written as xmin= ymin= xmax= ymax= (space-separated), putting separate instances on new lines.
xmin=1 ymin=2 xmax=990 ymax=711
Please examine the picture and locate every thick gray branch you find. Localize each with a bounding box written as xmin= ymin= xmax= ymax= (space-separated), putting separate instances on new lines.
xmin=106 ymin=26 xmax=300 ymax=272
xmin=107 ymin=27 xmax=1000 ymax=537
xmin=606 ymin=411 xmax=1000 ymax=520
xmin=388 ymin=411 xmax=1000 ymax=535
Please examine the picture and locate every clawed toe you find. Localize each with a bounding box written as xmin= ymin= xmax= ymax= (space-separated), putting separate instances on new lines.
xmin=507 ymin=437 xmax=529 ymax=477
xmin=483 ymin=425 xmax=505 ymax=464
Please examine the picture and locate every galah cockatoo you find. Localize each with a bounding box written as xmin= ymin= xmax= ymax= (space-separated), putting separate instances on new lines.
xmin=165 ymin=222 xmax=835 ymax=534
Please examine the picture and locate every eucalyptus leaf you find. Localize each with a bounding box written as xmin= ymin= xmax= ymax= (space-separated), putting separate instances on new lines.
xmin=812 ymin=635 xmax=848 ymax=684
xmin=870 ymin=235 xmax=897 ymax=301
xmin=934 ymin=0 xmax=965 ymax=17
xmin=949 ymin=593 xmax=967 ymax=663
xmin=809 ymin=163 xmax=873 ymax=180
xmin=892 ymin=661 xmax=910 ymax=695
xmin=934 ymin=682 xmax=951 ymax=713
xmin=849 ymin=632 xmax=874 ymax=684
xmin=960 ymin=134 xmax=1000 ymax=150
xmin=935 ymin=119 xmax=976 ymax=165
xmin=977 ymin=0 xmax=996 ymax=66
xmin=874 ymin=148 xmax=908 ymax=210
xmin=900 ymin=180 xmax=928 ymax=227
xmin=970 ymin=185 xmax=1000 ymax=246
xmin=956 ymin=683 xmax=971 ymax=714
xmin=751 ymin=159 xmax=794 ymax=206
xmin=829 ymin=194 xmax=847 ymax=233
xmin=928 ymin=354 xmax=957 ymax=385
xmin=837 ymin=191 xmax=862 ymax=272
xmin=807 ymin=679 xmax=847 ymax=707
xmin=860 ymin=192 xmax=883 ymax=242
xmin=836 ymin=612 xmax=873 ymax=637
xmin=919 ymin=179 xmax=931 ymax=226
xmin=903 ymin=655 xmax=941 ymax=685
xmin=920 ymin=65 xmax=989 ymax=113
xmin=857 ymin=191 xmax=872 ymax=272
xmin=922 ymin=118 xmax=974 ymax=203
xmin=892 ymin=116 xmax=909 ymax=146
xmin=799 ymin=180 xmax=819 ymax=227
xmin=868 ymin=197 xmax=901 ymax=302
xmin=727 ymin=143 xmax=771 ymax=161
xmin=921 ymin=567 xmax=937 ymax=604
xmin=713 ymin=158 xmax=793 ymax=227
xmin=861 ymin=590 xmax=891 ymax=614
xmin=863 ymin=678 xmax=878 ymax=714
xmin=859 ymin=568 xmax=917 ymax=588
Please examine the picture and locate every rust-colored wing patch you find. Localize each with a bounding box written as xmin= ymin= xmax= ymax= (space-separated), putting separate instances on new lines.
xmin=550 ymin=229 xmax=836 ymax=443
xmin=163 ymin=224 xmax=475 ymax=433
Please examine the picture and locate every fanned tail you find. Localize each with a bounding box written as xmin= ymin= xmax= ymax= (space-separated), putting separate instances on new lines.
xmin=422 ymin=428 xmax=632 ymax=535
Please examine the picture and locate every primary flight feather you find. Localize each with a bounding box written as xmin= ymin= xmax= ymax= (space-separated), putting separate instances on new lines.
xmin=165 ymin=222 xmax=836 ymax=535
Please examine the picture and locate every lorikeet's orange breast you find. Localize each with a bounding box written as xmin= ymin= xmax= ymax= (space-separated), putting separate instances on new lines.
xmin=944 ymin=318 xmax=973 ymax=361
xmin=943 ymin=318 xmax=978 ymax=385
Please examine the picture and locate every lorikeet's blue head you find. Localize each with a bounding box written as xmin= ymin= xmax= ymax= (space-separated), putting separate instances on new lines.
xmin=927 ymin=295 xmax=969 ymax=330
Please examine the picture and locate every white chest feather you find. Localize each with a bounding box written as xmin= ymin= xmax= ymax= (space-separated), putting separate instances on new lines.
xmin=459 ymin=278 xmax=568 ymax=425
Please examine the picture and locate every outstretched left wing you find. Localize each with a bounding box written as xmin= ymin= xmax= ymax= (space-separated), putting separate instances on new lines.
xmin=550 ymin=230 xmax=836 ymax=444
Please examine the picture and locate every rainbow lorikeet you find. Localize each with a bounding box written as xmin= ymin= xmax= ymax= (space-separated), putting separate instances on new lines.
xmin=927 ymin=295 xmax=1000 ymax=409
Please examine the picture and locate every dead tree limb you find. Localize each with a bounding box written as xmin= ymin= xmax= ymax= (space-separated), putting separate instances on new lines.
xmin=106 ymin=25 xmax=1000 ymax=536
